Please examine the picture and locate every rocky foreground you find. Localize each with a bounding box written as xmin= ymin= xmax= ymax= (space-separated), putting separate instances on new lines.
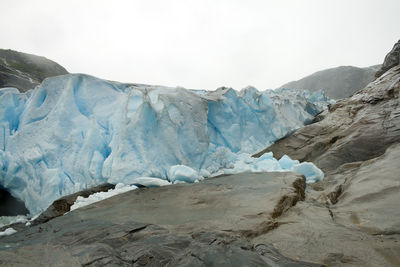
xmin=0 ymin=172 xmax=323 ymax=266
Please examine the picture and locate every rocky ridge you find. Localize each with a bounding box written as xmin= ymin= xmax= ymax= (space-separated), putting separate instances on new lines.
xmin=0 ymin=49 xmax=68 ymax=92
xmin=375 ymin=40 xmax=400 ymax=78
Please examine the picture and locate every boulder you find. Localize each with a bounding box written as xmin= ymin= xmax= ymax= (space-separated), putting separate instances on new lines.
xmin=31 ymin=183 xmax=115 ymax=225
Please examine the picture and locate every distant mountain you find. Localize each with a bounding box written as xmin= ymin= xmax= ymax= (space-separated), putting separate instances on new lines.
xmin=0 ymin=49 xmax=68 ymax=92
xmin=280 ymin=65 xmax=380 ymax=99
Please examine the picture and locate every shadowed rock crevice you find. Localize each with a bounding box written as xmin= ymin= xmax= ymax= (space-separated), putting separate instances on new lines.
xmin=272 ymin=175 xmax=306 ymax=218
xmin=0 ymin=187 xmax=29 ymax=216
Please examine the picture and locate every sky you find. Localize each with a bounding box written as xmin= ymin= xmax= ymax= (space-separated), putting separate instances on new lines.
xmin=1 ymin=0 xmax=399 ymax=91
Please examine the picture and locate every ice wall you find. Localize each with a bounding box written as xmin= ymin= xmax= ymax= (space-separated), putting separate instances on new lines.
xmin=0 ymin=74 xmax=330 ymax=214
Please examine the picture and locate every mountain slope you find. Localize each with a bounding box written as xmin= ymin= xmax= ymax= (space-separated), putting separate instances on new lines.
xmin=281 ymin=65 xmax=380 ymax=99
xmin=0 ymin=49 xmax=68 ymax=92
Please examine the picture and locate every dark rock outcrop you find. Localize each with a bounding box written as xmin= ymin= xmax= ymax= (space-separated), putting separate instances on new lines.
xmin=0 ymin=49 xmax=68 ymax=92
xmin=0 ymin=188 xmax=29 ymax=216
xmin=280 ymin=65 xmax=380 ymax=99
xmin=31 ymin=183 xmax=115 ymax=226
xmin=375 ymin=40 xmax=400 ymax=78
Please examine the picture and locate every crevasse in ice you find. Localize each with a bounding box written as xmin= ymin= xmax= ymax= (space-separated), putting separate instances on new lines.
xmin=0 ymin=74 xmax=329 ymax=214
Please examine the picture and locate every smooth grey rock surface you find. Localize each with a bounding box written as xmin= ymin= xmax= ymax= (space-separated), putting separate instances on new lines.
xmin=332 ymin=143 xmax=400 ymax=233
xmin=0 ymin=172 xmax=322 ymax=266
xmin=280 ymin=65 xmax=380 ymax=99
xmin=253 ymin=143 xmax=400 ymax=266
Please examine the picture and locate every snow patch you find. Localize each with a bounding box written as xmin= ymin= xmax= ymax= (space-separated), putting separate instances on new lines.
xmin=0 ymin=215 xmax=28 ymax=228
xmin=0 ymin=227 xmax=17 ymax=236
xmin=70 ymin=183 xmax=138 ymax=211
xmin=130 ymin=177 xmax=171 ymax=187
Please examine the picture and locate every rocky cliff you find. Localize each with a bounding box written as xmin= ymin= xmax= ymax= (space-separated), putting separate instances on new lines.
xmin=375 ymin=40 xmax=400 ymax=78
xmin=0 ymin=49 xmax=68 ymax=92
xmin=281 ymin=65 xmax=380 ymax=99
xmin=253 ymin=40 xmax=400 ymax=265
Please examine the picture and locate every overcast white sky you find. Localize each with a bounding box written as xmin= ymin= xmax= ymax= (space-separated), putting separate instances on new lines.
xmin=1 ymin=0 xmax=399 ymax=90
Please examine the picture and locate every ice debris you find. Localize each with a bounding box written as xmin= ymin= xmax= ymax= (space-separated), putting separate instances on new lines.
xmin=208 ymin=151 xmax=323 ymax=182
xmin=168 ymin=165 xmax=203 ymax=183
xmin=0 ymin=74 xmax=330 ymax=214
xmin=0 ymin=215 xmax=28 ymax=228
xmin=70 ymin=183 xmax=138 ymax=211
xmin=0 ymin=227 xmax=17 ymax=236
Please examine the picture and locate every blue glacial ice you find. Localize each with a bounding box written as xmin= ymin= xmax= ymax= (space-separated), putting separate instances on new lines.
xmin=0 ymin=74 xmax=329 ymax=214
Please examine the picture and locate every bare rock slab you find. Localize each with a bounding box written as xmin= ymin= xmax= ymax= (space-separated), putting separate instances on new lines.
xmin=0 ymin=172 xmax=321 ymax=266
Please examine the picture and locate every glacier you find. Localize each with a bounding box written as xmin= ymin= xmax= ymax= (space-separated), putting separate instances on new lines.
xmin=0 ymin=74 xmax=330 ymax=214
